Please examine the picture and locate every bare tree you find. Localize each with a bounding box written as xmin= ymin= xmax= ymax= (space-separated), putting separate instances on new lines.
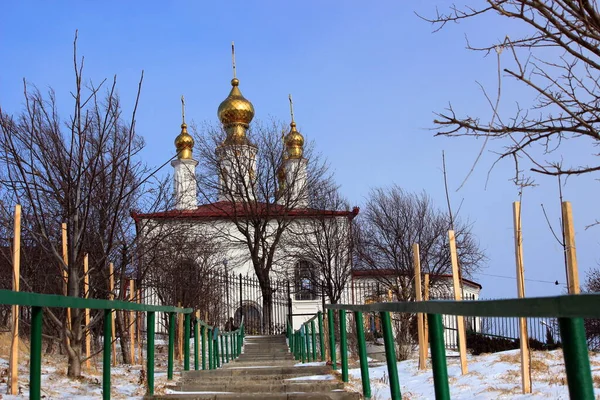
xmin=583 ymin=268 xmax=600 ymax=350
xmin=0 ymin=33 xmax=161 ymax=376
xmin=192 ymin=119 xmax=332 ymax=331
xmin=282 ymin=187 xmax=357 ymax=304
xmin=355 ymin=185 xmax=485 ymax=359
xmin=424 ymin=1 xmax=600 ymax=181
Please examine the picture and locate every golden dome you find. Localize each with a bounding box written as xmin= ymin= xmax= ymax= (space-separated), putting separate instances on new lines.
xmin=218 ymin=78 xmax=255 ymax=126
xmin=175 ymin=123 xmax=194 ymax=159
xmin=285 ymin=122 xmax=304 ymax=159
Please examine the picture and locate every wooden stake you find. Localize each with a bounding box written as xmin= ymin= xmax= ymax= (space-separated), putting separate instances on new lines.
xmin=62 ymin=223 xmax=71 ymax=346
xmin=423 ymin=273 xmax=430 ymax=349
xmin=413 ymin=243 xmax=426 ymax=370
xmin=137 ymin=288 xmax=142 ymax=365
xmin=109 ymin=262 xmax=117 ymax=366
xmin=84 ymin=254 xmax=91 ymax=368
xmin=129 ymin=279 xmax=135 ymax=363
xmin=562 ymin=201 xmax=580 ymax=294
xmin=513 ymin=202 xmax=532 ymax=393
xmin=9 ymin=204 xmax=21 ymax=395
xmin=448 ymin=230 xmax=468 ymax=374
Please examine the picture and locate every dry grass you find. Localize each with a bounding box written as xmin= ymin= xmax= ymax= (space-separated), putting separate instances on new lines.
xmin=530 ymin=358 xmax=550 ymax=374
xmin=482 ymin=385 xmax=521 ymax=396
xmin=593 ymin=374 xmax=600 ymax=388
xmin=497 ymin=352 xmax=520 ymax=364
xmin=500 ymin=368 xmax=520 ymax=383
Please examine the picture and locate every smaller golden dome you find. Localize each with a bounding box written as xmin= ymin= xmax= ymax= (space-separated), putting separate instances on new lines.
xmin=285 ymin=122 xmax=304 ymax=159
xmin=175 ymin=123 xmax=194 ymax=159
xmin=218 ymin=79 xmax=255 ymax=126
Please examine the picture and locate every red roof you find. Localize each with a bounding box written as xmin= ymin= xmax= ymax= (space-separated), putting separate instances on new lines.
xmin=351 ymin=269 xmax=482 ymax=289
xmin=132 ymin=201 xmax=359 ymax=222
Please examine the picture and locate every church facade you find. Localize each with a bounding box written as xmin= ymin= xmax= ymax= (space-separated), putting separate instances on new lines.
xmin=133 ymin=64 xmax=358 ymax=333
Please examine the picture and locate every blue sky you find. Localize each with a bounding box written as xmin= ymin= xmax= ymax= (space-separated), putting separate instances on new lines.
xmin=2 ymin=1 xmax=598 ymax=299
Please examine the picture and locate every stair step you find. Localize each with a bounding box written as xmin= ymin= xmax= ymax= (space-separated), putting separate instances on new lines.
xmin=179 ymin=382 xmax=344 ymax=393
xmin=146 ymin=392 xmax=359 ymax=399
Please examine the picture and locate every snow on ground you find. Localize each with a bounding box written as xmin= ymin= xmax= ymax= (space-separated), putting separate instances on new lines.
xmin=345 ymin=349 xmax=600 ymax=399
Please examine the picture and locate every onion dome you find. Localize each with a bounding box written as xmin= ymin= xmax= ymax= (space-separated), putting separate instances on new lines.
xmin=175 ymin=122 xmax=194 ymax=159
xmin=218 ymin=78 xmax=255 ymax=127
xmin=285 ymin=122 xmax=304 ymax=159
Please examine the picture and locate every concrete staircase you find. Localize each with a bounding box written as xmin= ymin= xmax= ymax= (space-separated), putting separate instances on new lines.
xmin=147 ymin=335 xmax=360 ymax=399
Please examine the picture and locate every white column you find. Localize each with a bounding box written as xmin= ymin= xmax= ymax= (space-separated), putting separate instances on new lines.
xmin=171 ymin=158 xmax=198 ymax=210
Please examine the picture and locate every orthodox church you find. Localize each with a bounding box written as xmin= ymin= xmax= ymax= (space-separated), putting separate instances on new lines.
xmin=133 ymin=49 xmax=358 ymax=333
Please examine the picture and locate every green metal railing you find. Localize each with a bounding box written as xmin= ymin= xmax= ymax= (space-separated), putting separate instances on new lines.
xmin=0 ymin=289 xmax=245 ymax=400
xmin=288 ymin=311 xmax=326 ymax=365
xmin=326 ymin=294 xmax=600 ymax=400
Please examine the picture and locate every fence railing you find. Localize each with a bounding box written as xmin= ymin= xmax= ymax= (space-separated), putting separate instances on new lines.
xmin=288 ymin=312 xmax=326 ymax=365
xmin=0 ymin=289 xmax=244 ymax=400
xmin=325 ymin=294 xmax=600 ymax=400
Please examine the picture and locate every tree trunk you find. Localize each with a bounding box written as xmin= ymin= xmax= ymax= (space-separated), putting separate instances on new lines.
xmin=115 ymin=310 xmax=133 ymax=364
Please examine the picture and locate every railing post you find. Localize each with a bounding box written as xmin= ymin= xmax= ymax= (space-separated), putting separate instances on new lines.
xmin=208 ymin=328 xmax=213 ymax=369
xmin=354 ymin=311 xmax=371 ymax=399
xmin=428 ymin=313 xmax=450 ymax=400
xmin=167 ymin=312 xmax=175 ymax=380
xmin=30 ymin=306 xmax=43 ymax=400
xmin=225 ymin=333 xmax=230 ymax=363
xmin=215 ymin=333 xmax=221 ymax=368
xmin=184 ymin=313 xmax=191 ymax=371
xmin=318 ymin=311 xmax=325 ymax=361
xmin=381 ymin=311 xmax=401 ymax=400
xmin=559 ymin=317 xmax=594 ymax=400
xmin=311 ymin=319 xmax=317 ymax=361
xmin=230 ymin=332 xmax=235 ymax=359
xmin=339 ymin=310 xmax=348 ymax=382
xmin=103 ymin=309 xmax=112 ymax=400
xmin=305 ymin=324 xmax=311 ymax=362
xmin=194 ymin=317 xmax=199 ymax=370
xmin=146 ymin=311 xmax=156 ymax=396
xmin=327 ymin=309 xmax=337 ymax=370
xmin=220 ymin=335 xmax=225 ymax=364
xmin=201 ymin=325 xmax=206 ymax=370
xmin=301 ymin=327 xmax=306 ymax=363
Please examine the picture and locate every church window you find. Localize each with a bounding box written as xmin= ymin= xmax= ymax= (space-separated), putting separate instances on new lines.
xmin=295 ymin=260 xmax=317 ymax=300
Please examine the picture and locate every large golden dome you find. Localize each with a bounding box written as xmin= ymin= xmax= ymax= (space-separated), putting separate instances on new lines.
xmin=218 ymin=78 xmax=255 ymax=126
xmin=285 ymin=122 xmax=304 ymax=159
xmin=175 ymin=122 xmax=194 ymax=159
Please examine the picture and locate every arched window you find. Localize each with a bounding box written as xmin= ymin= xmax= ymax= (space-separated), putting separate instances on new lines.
xmin=295 ymin=260 xmax=317 ymax=300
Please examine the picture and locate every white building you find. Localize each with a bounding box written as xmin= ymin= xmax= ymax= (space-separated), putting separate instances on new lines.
xmin=133 ymin=69 xmax=357 ymax=333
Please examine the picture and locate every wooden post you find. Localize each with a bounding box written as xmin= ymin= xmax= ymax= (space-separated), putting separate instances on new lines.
xmin=109 ymin=262 xmax=117 ymax=366
xmin=84 ymin=254 xmax=91 ymax=369
xmin=448 ymin=230 xmax=468 ymax=374
xmin=9 ymin=204 xmax=21 ymax=395
xmin=137 ymin=288 xmax=142 ymax=365
xmin=129 ymin=279 xmax=135 ymax=363
xmin=423 ymin=273 xmax=430 ymax=349
xmin=178 ymin=302 xmax=184 ymax=361
xmin=513 ymin=201 xmax=532 ymax=393
xmin=62 ymin=223 xmax=71 ymax=346
xmin=413 ymin=243 xmax=426 ymax=370
xmin=562 ymin=201 xmax=581 ymax=294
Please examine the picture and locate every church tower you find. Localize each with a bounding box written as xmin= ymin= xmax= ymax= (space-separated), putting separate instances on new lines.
xmin=278 ymin=95 xmax=308 ymax=208
xmin=171 ymin=97 xmax=198 ymax=210
xmin=216 ymin=43 xmax=257 ymax=202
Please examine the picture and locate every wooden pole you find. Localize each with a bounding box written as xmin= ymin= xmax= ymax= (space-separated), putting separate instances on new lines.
xmin=61 ymin=223 xmax=71 ymax=346
xmin=423 ymin=273 xmax=430 ymax=349
xmin=137 ymin=288 xmax=142 ymax=365
xmin=562 ymin=201 xmax=581 ymax=294
xmin=513 ymin=202 xmax=531 ymax=393
xmin=129 ymin=279 xmax=135 ymax=363
xmin=412 ymin=243 xmax=426 ymax=370
xmin=109 ymin=262 xmax=117 ymax=366
xmin=448 ymin=230 xmax=468 ymax=374
xmin=178 ymin=302 xmax=184 ymax=361
xmin=84 ymin=254 xmax=91 ymax=368
xmin=9 ymin=204 xmax=21 ymax=395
